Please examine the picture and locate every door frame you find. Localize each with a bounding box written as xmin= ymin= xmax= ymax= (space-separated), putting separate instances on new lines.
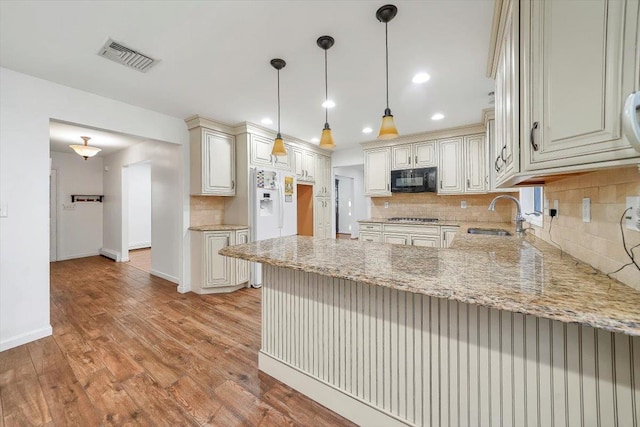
xmin=49 ymin=169 xmax=57 ymax=262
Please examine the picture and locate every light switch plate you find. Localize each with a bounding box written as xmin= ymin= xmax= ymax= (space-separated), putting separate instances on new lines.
xmin=0 ymin=201 xmax=7 ymax=218
xmin=626 ymin=196 xmax=640 ymax=231
xmin=461 ymin=201 xmax=467 ymax=209
xmin=582 ymin=198 xmax=591 ymax=223
xmin=384 ymin=202 xmax=389 ymax=209
xmin=544 ymin=199 xmax=550 ymax=215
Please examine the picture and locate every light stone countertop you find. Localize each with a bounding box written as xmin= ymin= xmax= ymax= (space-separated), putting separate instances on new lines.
xmin=219 ymin=226 xmax=640 ymax=336
xmin=359 ymin=217 xmax=463 ymax=227
xmin=189 ymin=224 xmax=249 ymax=231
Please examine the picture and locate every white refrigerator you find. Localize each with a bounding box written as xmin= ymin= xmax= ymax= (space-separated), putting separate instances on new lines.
xmin=250 ymin=168 xmax=297 ymax=287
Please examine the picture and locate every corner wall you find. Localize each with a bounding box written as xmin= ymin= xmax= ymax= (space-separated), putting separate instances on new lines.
xmin=0 ymin=67 xmax=188 ymax=351
xmin=530 ymin=166 xmax=640 ymax=290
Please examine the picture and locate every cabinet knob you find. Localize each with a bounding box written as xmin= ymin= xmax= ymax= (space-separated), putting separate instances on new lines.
xmin=530 ymin=121 xmax=539 ymax=151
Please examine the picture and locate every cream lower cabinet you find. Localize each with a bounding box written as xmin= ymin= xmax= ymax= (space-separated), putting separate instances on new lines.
xmin=190 ymin=127 xmax=236 ymax=196
xmin=190 ymin=228 xmax=249 ymax=294
xmin=440 ymin=226 xmax=459 ymax=248
xmin=364 ymin=147 xmax=391 ymax=196
xmin=359 ymin=231 xmax=382 ymax=243
xmin=313 ymin=197 xmax=332 ymax=239
xmin=359 ymin=222 xmax=459 ymax=248
xmin=521 ymin=0 xmax=640 ymax=170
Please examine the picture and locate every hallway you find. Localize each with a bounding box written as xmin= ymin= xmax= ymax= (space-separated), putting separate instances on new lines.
xmin=0 ymin=256 xmax=353 ymax=426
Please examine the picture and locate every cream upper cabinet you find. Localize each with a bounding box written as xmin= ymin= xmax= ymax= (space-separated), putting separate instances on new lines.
xmin=315 ymin=155 xmax=331 ymax=196
xmin=364 ymin=147 xmax=391 ymax=196
xmin=464 ymin=134 xmax=487 ymax=193
xmin=494 ymin=0 xmax=520 ymax=187
xmin=250 ymin=134 xmax=291 ymax=171
xmin=294 ymin=148 xmax=316 ymax=181
xmin=521 ymin=0 xmax=640 ymax=170
xmin=190 ymin=128 xmax=236 ymax=196
xmin=438 ymin=137 xmax=464 ymax=194
xmin=391 ymin=141 xmax=436 ymax=170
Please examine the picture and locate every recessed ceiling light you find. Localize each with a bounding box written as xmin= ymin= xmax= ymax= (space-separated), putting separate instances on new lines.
xmin=412 ymin=72 xmax=431 ymax=84
xmin=362 ymin=127 xmax=373 ymax=134
xmin=261 ymin=118 xmax=273 ymax=125
xmin=311 ymin=137 xmax=320 ymax=143
xmin=322 ymin=100 xmax=335 ymax=109
xmin=431 ymin=113 xmax=445 ymax=120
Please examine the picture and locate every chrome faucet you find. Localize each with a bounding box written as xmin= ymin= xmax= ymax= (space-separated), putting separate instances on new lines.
xmin=488 ymin=195 xmax=525 ymax=233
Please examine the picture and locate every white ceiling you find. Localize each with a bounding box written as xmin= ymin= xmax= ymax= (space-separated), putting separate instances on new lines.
xmin=1 ymin=0 xmax=495 ymax=151
xmin=50 ymin=121 xmax=149 ymax=157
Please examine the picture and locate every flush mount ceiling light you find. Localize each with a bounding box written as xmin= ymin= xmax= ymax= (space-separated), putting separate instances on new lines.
xmin=376 ymin=4 xmax=399 ymax=140
xmin=412 ymin=72 xmax=431 ymax=84
xmin=362 ymin=127 xmax=373 ymax=134
xmin=261 ymin=117 xmax=273 ymax=125
xmin=311 ymin=137 xmax=320 ymax=143
xmin=69 ymin=136 xmax=101 ymax=160
xmin=318 ymin=35 xmax=336 ymax=150
xmin=270 ymin=58 xmax=287 ymax=156
xmin=431 ymin=113 xmax=445 ymax=120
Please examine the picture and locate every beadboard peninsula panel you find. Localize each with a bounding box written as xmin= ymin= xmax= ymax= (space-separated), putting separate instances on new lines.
xmin=261 ymin=265 xmax=638 ymax=427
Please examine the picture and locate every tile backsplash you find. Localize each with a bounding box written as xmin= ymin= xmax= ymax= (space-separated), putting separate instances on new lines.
xmin=531 ymin=166 xmax=640 ymax=290
xmin=370 ymin=192 xmax=518 ymax=222
xmin=190 ymin=196 xmax=225 ymax=226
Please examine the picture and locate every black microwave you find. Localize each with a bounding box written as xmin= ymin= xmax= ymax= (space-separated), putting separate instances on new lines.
xmin=390 ymin=167 xmax=437 ymax=193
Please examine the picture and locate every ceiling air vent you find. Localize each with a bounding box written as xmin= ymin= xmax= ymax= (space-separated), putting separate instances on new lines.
xmin=97 ymin=38 xmax=158 ymax=73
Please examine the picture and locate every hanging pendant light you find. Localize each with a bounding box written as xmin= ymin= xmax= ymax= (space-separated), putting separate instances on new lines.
xmin=69 ymin=136 xmax=101 ymax=160
xmin=376 ymin=4 xmax=399 ymax=140
xmin=270 ymin=58 xmax=287 ymax=156
xmin=317 ymin=35 xmax=336 ymax=150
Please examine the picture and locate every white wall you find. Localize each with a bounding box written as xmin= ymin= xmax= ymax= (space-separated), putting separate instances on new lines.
xmin=50 ymin=151 xmax=104 ymax=260
xmin=334 ymin=165 xmax=369 ymax=238
xmin=336 ymin=176 xmax=354 ymax=234
xmin=332 ymin=145 xmax=364 ymax=168
xmin=0 ymin=67 xmax=189 ymax=352
xmin=127 ymin=161 xmax=152 ymax=249
xmin=102 ymin=142 xmax=181 ymax=283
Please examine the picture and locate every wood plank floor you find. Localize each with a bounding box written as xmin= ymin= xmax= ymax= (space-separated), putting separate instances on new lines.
xmin=127 ymin=248 xmax=151 ymax=273
xmin=0 ymin=256 xmax=356 ymax=427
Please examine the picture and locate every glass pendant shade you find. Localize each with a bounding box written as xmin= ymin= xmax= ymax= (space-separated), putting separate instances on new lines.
xmin=319 ymin=125 xmax=335 ymax=149
xmin=271 ymin=133 xmax=287 ymax=156
xmin=70 ymin=136 xmax=101 ymax=160
xmin=378 ymin=109 xmax=399 ymax=140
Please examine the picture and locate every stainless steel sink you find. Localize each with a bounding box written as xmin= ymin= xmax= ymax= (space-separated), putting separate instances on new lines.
xmin=467 ymin=228 xmax=512 ymax=236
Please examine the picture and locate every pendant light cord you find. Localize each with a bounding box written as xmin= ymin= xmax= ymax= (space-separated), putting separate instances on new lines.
xmin=385 ymin=22 xmax=389 ymax=110
xmin=325 ymin=49 xmax=329 ymax=124
xmin=277 ymin=69 xmax=281 ymax=134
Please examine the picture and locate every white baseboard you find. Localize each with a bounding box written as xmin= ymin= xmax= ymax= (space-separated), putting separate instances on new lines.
xmin=149 ymin=269 xmax=179 ymax=284
xmin=258 ymin=352 xmax=409 ymax=427
xmin=0 ymin=325 xmax=52 ymax=352
xmin=128 ymin=242 xmax=151 ymax=250
xmin=99 ymin=248 xmax=121 ymax=261
xmin=55 ymin=251 xmax=100 ymax=261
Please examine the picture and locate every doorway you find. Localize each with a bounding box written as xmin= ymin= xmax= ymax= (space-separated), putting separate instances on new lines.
xmin=297 ymin=183 xmax=314 ymax=236
xmin=335 ymin=175 xmax=354 ymax=238
xmin=125 ymin=161 xmax=152 ymax=272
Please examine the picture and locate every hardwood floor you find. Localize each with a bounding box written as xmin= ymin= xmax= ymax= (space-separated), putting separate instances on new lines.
xmin=128 ymin=248 xmax=151 ymax=273
xmin=0 ymin=256 xmax=355 ymax=427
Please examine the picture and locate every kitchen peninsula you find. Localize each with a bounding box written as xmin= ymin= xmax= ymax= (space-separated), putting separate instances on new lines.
xmin=220 ymin=232 xmax=640 ymax=426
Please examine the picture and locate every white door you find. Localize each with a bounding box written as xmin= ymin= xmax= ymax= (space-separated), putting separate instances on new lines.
xmin=50 ymin=169 xmax=57 ymax=262
xmin=336 ymin=176 xmax=353 ymax=235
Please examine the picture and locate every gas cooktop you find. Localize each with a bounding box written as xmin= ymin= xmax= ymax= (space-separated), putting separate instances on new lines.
xmin=387 ymin=217 xmax=439 ymax=223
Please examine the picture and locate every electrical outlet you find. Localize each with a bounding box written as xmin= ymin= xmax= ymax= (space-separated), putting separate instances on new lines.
xmin=553 ymin=200 xmax=559 ymax=217
xmin=626 ymin=196 xmax=640 ymax=232
xmin=62 ymin=203 xmax=76 ymax=211
xmin=461 ymin=201 xmax=467 ymax=209
xmin=384 ymin=202 xmax=389 ymax=209
xmin=582 ymin=198 xmax=591 ymax=223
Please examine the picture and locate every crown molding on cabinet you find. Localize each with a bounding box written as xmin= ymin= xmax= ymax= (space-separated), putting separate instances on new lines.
xmin=481 ymin=108 xmax=495 ymax=125
xmin=360 ymin=122 xmax=486 ymax=150
xmin=184 ymin=115 xmax=333 ymax=157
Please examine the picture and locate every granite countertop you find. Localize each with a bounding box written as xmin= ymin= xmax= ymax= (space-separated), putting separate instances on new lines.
xmin=359 ymin=217 xmax=462 ymax=227
xmin=189 ymin=224 xmax=249 ymax=231
xmin=219 ymin=228 xmax=640 ymax=336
